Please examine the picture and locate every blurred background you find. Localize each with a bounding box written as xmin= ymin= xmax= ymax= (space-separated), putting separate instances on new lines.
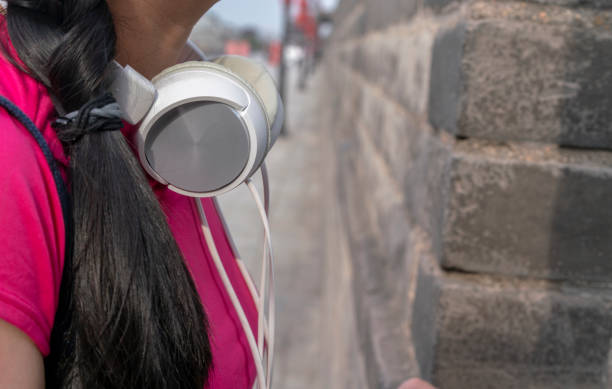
xmin=192 ymin=0 xmax=336 ymax=89
xmin=191 ymin=1 xmax=612 ymax=389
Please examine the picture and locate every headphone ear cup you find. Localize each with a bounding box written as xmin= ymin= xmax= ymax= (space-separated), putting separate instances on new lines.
xmin=212 ymin=56 xmax=283 ymax=139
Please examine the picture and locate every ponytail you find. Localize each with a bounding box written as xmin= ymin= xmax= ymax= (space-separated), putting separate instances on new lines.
xmin=5 ymin=1 xmax=213 ymax=387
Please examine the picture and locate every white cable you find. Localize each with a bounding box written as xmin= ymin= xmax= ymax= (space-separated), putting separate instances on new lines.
xmin=258 ymin=225 xmax=268 ymax=358
xmin=260 ymin=162 xmax=275 ymax=384
xmin=199 ymin=167 xmax=276 ymax=389
xmin=261 ymin=163 xmax=270 ymax=214
xmin=236 ymin=260 xmax=273 ymax=345
xmin=195 ymin=199 xmax=268 ymax=389
xmin=212 ymin=199 xmax=261 ymax=312
xmin=245 ymin=177 xmax=276 ymax=386
xmin=211 ymin=199 xmax=273 ymax=389
xmin=255 ymin=163 xmax=271 ymax=360
xmin=256 ymin=194 xmax=268 ymax=358
xmin=212 ymin=197 xmax=273 ymax=349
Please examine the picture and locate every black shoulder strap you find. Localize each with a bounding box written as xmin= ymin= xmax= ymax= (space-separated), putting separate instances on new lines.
xmin=0 ymin=95 xmax=74 ymax=386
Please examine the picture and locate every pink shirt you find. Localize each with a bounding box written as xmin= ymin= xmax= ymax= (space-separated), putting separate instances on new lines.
xmin=0 ymin=20 xmax=257 ymax=388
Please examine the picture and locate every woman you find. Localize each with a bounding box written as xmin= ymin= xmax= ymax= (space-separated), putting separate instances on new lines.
xmin=0 ymin=1 xmax=260 ymax=388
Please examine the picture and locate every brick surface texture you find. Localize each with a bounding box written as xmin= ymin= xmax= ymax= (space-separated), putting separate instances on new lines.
xmin=319 ymin=0 xmax=612 ymax=388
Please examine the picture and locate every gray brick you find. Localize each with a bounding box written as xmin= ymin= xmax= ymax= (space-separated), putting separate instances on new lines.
xmin=505 ymin=0 xmax=612 ymax=8
xmin=430 ymin=272 xmax=612 ymax=388
xmin=353 ymin=71 xmax=453 ymax=258
xmin=410 ymin=227 xmax=612 ymax=388
xmin=442 ymin=140 xmax=612 ymax=281
xmin=333 ymin=0 xmax=362 ymax=22
xmin=423 ymin=0 xmax=461 ymax=11
xmin=428 ymin=3 xmax=612 ymax=149
xmin=410 ymin=237 xmax=442 ymax=382
xmin=343 ymin=30 xmax=434 ymax=115
xmin=335 ymin=142 xmax=420 ymax=389
xmin=428 ymin=23 xmax=466 ymax=136
xmin=363 ymin=0 xmax=418 ymax=33
xmin=325 ymin=2 xmax=612 ymax=389
xmin=424 ymin=0 xmax=612 ymax=9
xmin=329 ymin=69 xmax=440 ymax=385
xmin=330 ymin=2 xmax=367 ymax=42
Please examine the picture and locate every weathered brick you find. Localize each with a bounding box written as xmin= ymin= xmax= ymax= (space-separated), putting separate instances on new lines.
xmin=428 ymin=23 xmax=466 ymax=136
xmin=344 ymin=29 xmax=434 ymax=115
xmin=330 ymin=3 xmax=367 ymax=42
xmin=423 ymin=0 xmax=461 ymax=11
xmin=442 ymin=139 xmax=612 ymax=281
xmin=409 ymin=221 xmax=612 ymax=388
xmin=409 ymin=229 xmax=443 ymax=382
xmin=329 ymin=68 xmax=443 ymax=386
xmin=430 ymin=272 xmax=612 ymax=388
xmin=363 ymin=0 xmax=418 ymax=33
xmin=351 ymin=67 xmax=453 ymax=257
xmin=333 ymin=0 xmax=362 ymax=22
xmin=428 ymin=2 xmax=612 ymax=149
xmin=325 ymin=1 xmax=612 ymax=388
xmin=505 ymin=0 xmax=612 ymax=8
xmin=334 ymin=139 xmax=420 ymax=389
xmin=320 ymin=177 xmax=370 ymax=388
xmin=424 ymin=0 xmax=612 ymax=10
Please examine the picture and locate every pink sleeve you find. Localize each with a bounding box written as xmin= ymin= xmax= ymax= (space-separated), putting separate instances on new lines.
xmin=0 ymin=112 xmax=65 ymax=356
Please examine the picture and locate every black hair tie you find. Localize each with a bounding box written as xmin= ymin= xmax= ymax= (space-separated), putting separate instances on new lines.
xmin=54 ymin=92 xmax=123 ymax=145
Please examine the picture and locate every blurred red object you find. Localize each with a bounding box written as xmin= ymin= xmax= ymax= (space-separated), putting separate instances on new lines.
xmin=224 ymin=40 xmax=251 ymax=57
xmin=268 ymin=41 xmax=282 ymax=66
xmin=295 ymin=0 xmax=317 ymax=40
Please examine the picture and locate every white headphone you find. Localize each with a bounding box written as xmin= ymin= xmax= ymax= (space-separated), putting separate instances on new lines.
xmin=109 ymin=41 xmax=284 ymax=197
xmin=109 ymin=43 xmax=280 ymax=389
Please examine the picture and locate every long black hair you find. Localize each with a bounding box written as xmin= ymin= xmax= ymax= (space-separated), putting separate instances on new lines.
xmin=3 ymin=1 xmax=213 ymax=387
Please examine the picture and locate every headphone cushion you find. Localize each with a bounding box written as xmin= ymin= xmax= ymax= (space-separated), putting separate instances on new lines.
xmin=211 ymin=56 xmax=280 ymax=130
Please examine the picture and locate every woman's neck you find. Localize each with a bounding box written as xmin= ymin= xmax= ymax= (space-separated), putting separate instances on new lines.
xmin=107 ymin=0 xmax=218 ymax=79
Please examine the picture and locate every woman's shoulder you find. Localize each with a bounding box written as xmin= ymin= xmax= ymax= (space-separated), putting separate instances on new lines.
xmin=0 ymin=95 xmax=66 ymax=359
xmin=0 ymin=110 xmax=66 ymax=356
xmin=0 ymin=15 xmax=66 ymax=357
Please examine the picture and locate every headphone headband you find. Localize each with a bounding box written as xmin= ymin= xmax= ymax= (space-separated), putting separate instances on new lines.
xmin=109 ymin=61 xmax=157 ymax=124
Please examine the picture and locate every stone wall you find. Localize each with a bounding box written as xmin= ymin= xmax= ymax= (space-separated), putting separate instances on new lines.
xmin=318 ymin=0 xmax=612 ymax=388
